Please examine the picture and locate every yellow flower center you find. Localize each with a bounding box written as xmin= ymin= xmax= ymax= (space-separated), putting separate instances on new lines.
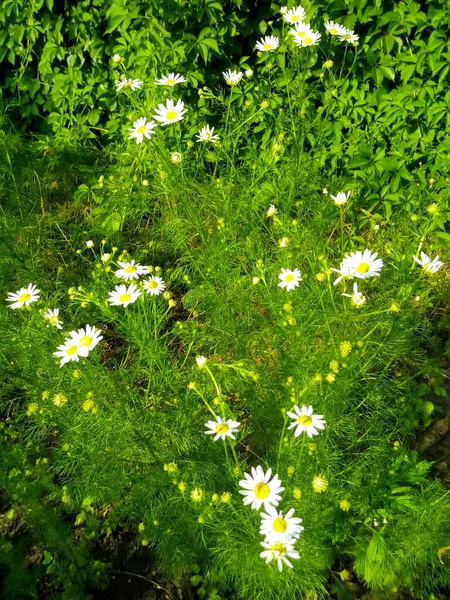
xmin=148 ymin=281 xmax=158 ymax=288
xmin=66 ymin=345 xmax=78 ymax=356
xmin=125 ymin=265 xmax=137 ymax=273
xmin=216 ymin=423 xmax=230 ymax=434
xmin=273 ymin=517 xmax=288 ymax=533
xmin=303 ymin=37 xmax=313 ymax=45
xmin=270 ymin=542 xmax=286 ymax=555
xmin=264 ymin=43 xmax=273 ymax=50
xmin=297 ymin=415 xmax=312 ymax=426
xmin=165 ymin=110 xmax=178 ymax=121
xmin=165 ymin=79 xmax=175 ymax=85
xmin=79 ymin=335 xmax=92 ymax=347
xmin=137 ymin=125 xmax=147 ymax=134
xmin=18 ymin=293 xmax=31 ymax=303
xmin=296 ymin=30 xmax=306 ymax=37
xmin=344 ymin=34 xmax=352 ymax=40
xmin=254 ymin=482 xmax=270 ymax=499
xmin=285 ymin=274 xmax=295 ymax=282
xmin=330 ymin=28 xmax=338 ymax=34
xmin=356 ymin=262 xmax=370 ymax=273
xmin=119 ymin=293 xmax=132 ymax=303
xmin=291 ymin=15 xmax=299 ymax=22
xmin=49 ymin=316 xmax=58 ymax=325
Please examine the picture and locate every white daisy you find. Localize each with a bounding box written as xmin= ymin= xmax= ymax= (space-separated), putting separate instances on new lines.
xmin=196 ymin=125 xmax=220 ymax=144
xmin=222 ymin=69 xmax=244 ymax=86
xmin=255 ymin=36 xmax=280 ymax=52
xmin=339 ymin=30 xmax=359 ymax=43
xmin=290 ymin=22 xmax=314 ymax=41
xmin=286 ymin=405 xmax=326 ymax=438
xmin=86 ymin=240 xmax=94 ymax=248
xmin=108 ymin=284 xmax=142 ymax=307
xmin=6 ymin=284 xmax=40 ymax=309
xmin=204 ymin=416 xmax=241 ymax=441
xmin=324 ymin=21 xmax=348 ymax=36
xmin=53 ymin=337 xmax=87 ymax=367
xmin=239 ymin=466 xmax=285 ymax=511
xmin=260 ymin=537 xmax=300 ymax=572
xmin=341 ymin=282 xmax=366 ymax=307
xmin=413 ymin=252 xmax=443 ymax=274
xmin=154 ymin=73 xmax=186 ymax=86
xmin=260 ymin=506 xmax=304 ymax=542
xmin=267 ymin=204 xmax=277 ymax=217
xmin=112 ymin=54 xmax=123 ymax=63
xmin=143 ymin=276 xmax=166 ymax=296
xmin=293 ymin=30 xmax=321 ymax=47
xmin=68 ymin=325 xmax=103 ymax=353
xmin=331 ymin=249 xmax=383 ymax=285
xmin=283 ymin=6 xmax=306 ymax=24
xmin=196 ymin=356 xmax=207 ymax=368
xmin=128 ymin=117 xmax=157 ymax=145
xmin=153 ymin=99 xmax=186 ymax=126
xmin=331 ymin=191 xmax=350 ymax=206
xmin=43 ymin=308 xmax=63 ymax=329
xmin=278 ymin=268 xmax=302 ymax=291
xmin=116 ymin=78 xmax=143 ymax=92
xmin=115 ymin=260 xmax=149 ymax=281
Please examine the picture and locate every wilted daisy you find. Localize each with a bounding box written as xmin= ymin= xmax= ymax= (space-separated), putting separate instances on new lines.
xmin=128 ymin=117 xmax=157 ymax=145
xmin=108 ymin=284 xmax=142 ymax=307
xmin=6 ymin=284 xmax=40 ymax=309
xmin=222 ymin=69 xmax=243 ymax=86
xmin=324 ymin=21 xmax=348 ymax=36
xmin=115 ymin=260 xmax=148 ymax=281
xmin=196 ymin=125 xmax=220 ymax=144
xmin=204 ymin=416 xmax=241 ymax=441
xmin=339 ymin=30 xmax=359 ymax=43
xmin=239 ymin=466 xmax=285 ymax=511
xmin=43 ymin=308 xmax=63 ymax=329
xmin=153 ymin=99 xmax=186 ymax=126
xmin=154 ymin=73 xmax=186 ymax=86
xmin=341 ymin=282 xmax=366 ymax=307
xmin=293 ymin=30 xmax=321 ymax=47
xmin=278 ymin=268 xmax=302 ymax=291
xmin=331 ymin=191 xmax=350 ymax=206
xmin=260 ymin=537 xmax=300 ymax=572
xmin=116 ymin=78 xmax=143 ymax=92
xmin=260 ymin=506 xmax=304 ymax=542
xmin=283 ymin=6 xmax=305 ymax=24
xmin=69 ymin=325 xmax=103 ymax=353
xmin=286 ymin=405 xmax=326 ymax=438
xmin=143 ymin=276 xmax=166 ymax=296
xmin=413 ymin=252 xmax=443 ymax=274
xmin=255 ymin=36 xmax=280 ymax=52
xmin=53 ymin=338 xmax=88 ymax=367
xmin=170 ymin=152 xmax=183 ymax=163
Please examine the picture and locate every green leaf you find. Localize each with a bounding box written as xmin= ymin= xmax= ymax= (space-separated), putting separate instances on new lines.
xmin=101 ymin=213 xmax=122 ymax=234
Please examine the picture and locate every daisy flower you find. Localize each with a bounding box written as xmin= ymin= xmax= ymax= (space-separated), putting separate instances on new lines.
xmin=116 ymin=78 xmax=143 ymax=92
xmin=278 ymin=268 xmax=302 ymax=291
xmin=53 ymin=338 xmax=87 ymax=367
xmin=43 ymin=308 xmax=63 ymax=329
xmin=324 ymin=21 xmax=348 ymax=36
xmin=204 ymin=416 xmax=241 ymax=441
xmin=413 ymin=252 xmax=443 ymax=274
xmin=115 ymin=260 xmax=149 ymax=281
xmin=293 ymin=30 xmax=321 ymax=47
xmin=339 ymin=30 xmax=359 ymax=43
xmin=143 ymin=276 xmax=166 ymax=296
xmin=6 ymin=284 xmax=40 ymax=309
xmin=260 ymin=537 xmax=300 ymax=572
xmin=152 ymin=99 xmax=186 ymax=126
xmin=196 ymin=125 xmax=220 ymax=144
xmin=283 ymin=6 xmax=306 ymax=24
xmin=312 ymin=475 xmax=328 ymax=493
xmin=196 ymin=356 xmax=207 ymax=368
xmin=331 ymin=191 xmax=350 ymax=206
xmin=108 ymin=284 xmax=142 ymax=307
xmin=128 ymin=117 xmax=157 ymax=145
xmin=170 ymin=152 xmax=183 ymax=163
xmin=68 ymin=325 xmax=103 ymax=353
xmin=331 ymin=249 xmax=383 ymax=285
xmin=341 ymin=282 xmax=366 ymax=307
xmin=239 ymin=466 xmax=285 ymax=511
xmin=290 ymin=22 xmax=314 ymax=41
xmin=286 ymin=405 xmax=326 ymax=438
xmin=222 ymin=69 xmax=244 ymax=86
xmin=260 ymin=506 xmax=304 ymax=542
xmin=255 ymin=36 xmax=280 ymax=52
xmin=154 ymin=73 xmax=186 ymax=86
xmin=267 ymin=204 xmax=277 ymax=217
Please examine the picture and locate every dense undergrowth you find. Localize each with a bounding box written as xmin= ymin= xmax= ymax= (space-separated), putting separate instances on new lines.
xmin=1 ymin=1 xmax=450 ymax=600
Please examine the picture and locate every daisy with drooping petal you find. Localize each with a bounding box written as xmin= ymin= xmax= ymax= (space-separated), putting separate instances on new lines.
xmin=239 ymin=466 xmax=285 ymax=511
xmin=196 ymin=125 xmax=220 ymax=144
xmin=116 ymin=78 xmax=143 ymax=92
xmin=115 ymin=260 xmax=149 ymax=281
xmin=108 ymin=284 xmax=142 ymax=307
xmin=283 ymin=6 xmax=306 ymax=24
xmin=43 ymin=308 xmax=63 ymax=329
xmin=128 ymin=117 xmax=157 ymax=145
xmin=53 ymin=338 xmax=86 ymax=367
xmin=69 ymin=325 xmax=103 ymax=353
xmin=331 ymin=191 xmax=350 ymax=206
xmin=143 ymin=276 xmax=166 ymax=296
xmin=341 ymin=282 xmax=366 ymax=307
xmin=255 ymin=36 xmax=280 ymax=52
xmin=260 ymin=506 xmax=304 ymax=542
xmin=222 ymin=69 xmax=243 ymax=86
xmin=204 ymin=416 xmax=241 ymax=441
xmin=324 ymin=21 xmax=348 ymax=36
xmin=6 ymin=284 xmax=40 ymax=309
xmin=339 ymin=30 xmax=359 ymax=43
xmin=293 ymin=30 xmax=321 ymax=47
xmin=413 ymin=252 xmax=443 ymax=274
xmin=278 ymin=268 xmax=302 ymax=291
xmin=153 ymin=99 xmax=186 ymax=126
xmin=260 ymin=537 xmax=300 ymax=572
xmin=154 ymin=73 xmax=186 ymax=86
xmin=286 ymin=405 xmax=326 ymax=438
